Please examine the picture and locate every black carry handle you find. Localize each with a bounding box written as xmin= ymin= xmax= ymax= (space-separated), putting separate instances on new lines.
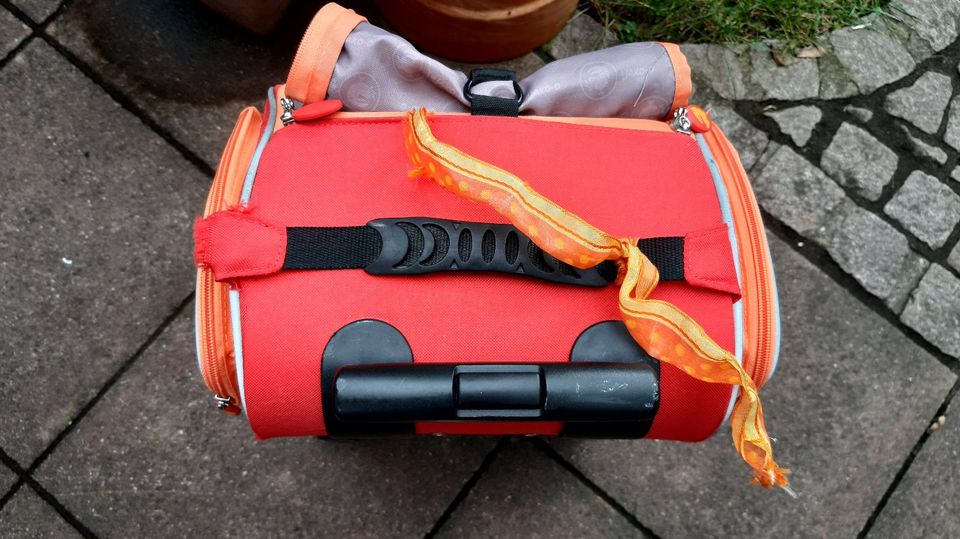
xmin=463 ymin=68 xmax=523 ymax=117
xmin=334 ymin=362 xmax=659 ymax=423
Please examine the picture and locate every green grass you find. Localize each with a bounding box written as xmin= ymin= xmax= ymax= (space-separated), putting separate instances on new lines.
xmin=591 ymin=0 xmax=893 ymax=49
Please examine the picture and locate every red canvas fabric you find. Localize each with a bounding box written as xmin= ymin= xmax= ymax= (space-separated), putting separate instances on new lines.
xmin=235 ymin=114 xmax=737 ymax=441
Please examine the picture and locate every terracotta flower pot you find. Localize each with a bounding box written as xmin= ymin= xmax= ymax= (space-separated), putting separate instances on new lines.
xmin=198 ymin=0 xmax=292 ymax=34
xmin=375 ymin=0 xmax=578 ymax=62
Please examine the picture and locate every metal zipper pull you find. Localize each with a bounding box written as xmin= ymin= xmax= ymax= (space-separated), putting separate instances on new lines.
xmin=280 ymin=97 xmax=296 ymax=126
xmin=672 ymin=107 xmax=692 ymax=134
xmin=214 ymin=394 xmax=241 ymax=415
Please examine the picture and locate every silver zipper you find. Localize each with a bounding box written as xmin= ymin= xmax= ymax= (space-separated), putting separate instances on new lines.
xmin=672 ymin=107 xmax=692 ymax=134
xmin=214 ymin=394 xmax=235 ymax=410
xmin=280 ymin=97 xmax=296 ymax=126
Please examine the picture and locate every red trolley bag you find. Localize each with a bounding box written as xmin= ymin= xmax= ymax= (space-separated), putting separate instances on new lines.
xmin=193 ymin=4 xmax=789 ymax=488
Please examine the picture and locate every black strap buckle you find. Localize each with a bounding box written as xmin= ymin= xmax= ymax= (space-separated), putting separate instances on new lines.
xmin=463 ymin=68 xmax=523 ymax=117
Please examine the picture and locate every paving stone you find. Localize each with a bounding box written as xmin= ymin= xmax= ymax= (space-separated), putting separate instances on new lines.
xmin=900 ymin=125 xmax=948 ymax=165
xmin=681 ymin=44 xmax=755 ymax=101
xmin=827 ymin=206 xmax=927 ymax=310
xmin=1 ymin=464 xmax=16 ymax=495
xmin=34 ymin=313 xmax=495 ymax=537
xmin=830 ymin=27 xmax=916 ymax=93
xmin=885 ymin=171 xmax=960 ymax=248
xmin=0 ymin=41 xmax=207 ymax=463
xmin=944 ymin=95 xmax=960 ymax=151
xmin=707 ymin=104 xmax=769 ymax=171
xmin=821 ymin=122 xmax=898 ymax=201
xmin=551 ymin=234 xmax=956 ymax=538
xmin=48 ymin=0 xmax=293 ymax=168
xmin=948 ymin=242 xmax=960 ymax=272
xmin=754 ymin=146 xmax=847 ymax=239
xmin=749 ymin=44 xmax=819 ymax=100
xmin=437 ymin=440 xmax=643 ymax=539
xmin=901 ymin=264 xmax=960 ymax=357
xmin=765 ymin=105 xmax=821 ymax=146
xmin=0 ymin=487 xmax=80 ymax=538
xmin=897 ymin=0 xmax=960 ymax=52
xmin=952 ymin=165 xmax=960 ymax=184
xmin=544 ymin=11 xmax=617 ymax=60
xmin=0 ymin=7 xmax=30 ymax=58
xmin=8 ymin=0 xmax=59 ymax=22
xmin=884 ymin=72 xmax=953 ymax=134
xmin=871 ymin=397 xmax=960 ymax=538
xmin=843 ymin=104 xmax=873 ymax=123
xmin=818 ymin=50 xmax=859 ymax=99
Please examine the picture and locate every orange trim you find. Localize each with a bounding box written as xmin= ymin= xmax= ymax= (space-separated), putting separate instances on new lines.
xmin=659 ymin=42 xmax=691 ymax=113
xmin=197 ymin=106 xmax=263 ymax=414
xmin=285 ymin=3 xmax=366 ymax=105
xmin=702 ymin=122 xmax=778 ymax=388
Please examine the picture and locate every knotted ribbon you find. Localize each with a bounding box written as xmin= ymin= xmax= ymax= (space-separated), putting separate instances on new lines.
xmin=404 ymin=108 xmax=789 ymax=489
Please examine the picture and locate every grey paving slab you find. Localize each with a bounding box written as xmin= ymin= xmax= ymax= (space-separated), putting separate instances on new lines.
xmin=47 ymin=0 xmax=291 ymax=168
xmin=901 ymin=125 xmax=948 ymax=165
xmin=945 ymin=95 xmax=960 ymax=151
xmin=897 ymin=0 xmax=960 ymax=52
xmin=1 ymin=464 xmax=16 ymax=496
xmin=870 ymin=398 xmax=960 ymax=538
xmin=8 ymin=0 xmax=59 ymax=23
xmin=0 ymin=6 xmax=30 ymax=58
xmin=949 ymin=242 xmax=960 ymax=272
xmin=748 ymin=44 xmax=819 ymax=100
xmin=0 ymin=486 xmax=80 ymax=538
xmin=437 ymin=440 xmax=643 ymax=539
xmin=551 ymin=234 xmax=956 ymax=539
xmin=35 ymin=312 xmax=496 ymax=537
xmin=0 ymin=41 xmax=207 ymax=464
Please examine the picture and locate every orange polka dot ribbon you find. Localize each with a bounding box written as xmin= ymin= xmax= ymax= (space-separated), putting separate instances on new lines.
xmin=404 ymin=108 xmax=789 ymax=490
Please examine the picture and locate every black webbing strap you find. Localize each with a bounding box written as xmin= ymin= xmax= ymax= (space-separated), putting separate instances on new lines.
xmin=637 ymin=236 xmax=685 ymax=281
xmin=284 ymin=226 xmax=382 ymax=270
xmin=463 ymin=68 xmax=522 ymax=117
xmin=282 ymin=218 xmax=684 ymax=285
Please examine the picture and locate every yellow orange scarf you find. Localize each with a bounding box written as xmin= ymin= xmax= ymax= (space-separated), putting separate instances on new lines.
xmin=404 ymin=108 xmax=789 ymax=489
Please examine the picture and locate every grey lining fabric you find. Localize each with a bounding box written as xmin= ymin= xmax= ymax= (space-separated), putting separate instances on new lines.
xmin=327 ymin=23 xmax=682 ymax=119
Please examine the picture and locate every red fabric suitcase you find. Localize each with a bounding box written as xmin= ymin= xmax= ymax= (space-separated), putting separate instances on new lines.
xmin=193 ymin=4 xmax=787 ymax=488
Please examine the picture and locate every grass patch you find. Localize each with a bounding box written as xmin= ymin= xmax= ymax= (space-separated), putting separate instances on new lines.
xmin=591 ymin=0 xmax=892 ymax=48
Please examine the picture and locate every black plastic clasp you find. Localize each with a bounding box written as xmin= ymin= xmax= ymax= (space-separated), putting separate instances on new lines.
xmin=463 ymin=68 xmax=522 ymax=117
xmin=365 ymin=218 xmax=617 ymax=287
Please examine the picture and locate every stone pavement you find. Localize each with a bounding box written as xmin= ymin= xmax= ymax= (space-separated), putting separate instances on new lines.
xmin=1 ymin=1 xmax=958 ymax=537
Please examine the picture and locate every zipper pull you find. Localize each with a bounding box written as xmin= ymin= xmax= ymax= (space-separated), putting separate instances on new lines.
xmin=672 ymin=106 xmax=712 ymax=134
xmin=672 ymin=107 xmax=692 ymax=134
xmin=280 ymin=97 xmax=296 ymax=126
xmin=214 ymin=394 xmax=241 ymax=415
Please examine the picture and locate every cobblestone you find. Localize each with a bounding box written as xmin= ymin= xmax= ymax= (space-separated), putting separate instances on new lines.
xmin=901 ymin=264 xmax=960 ymax=357
xmin=754 ymin=146 xmax=846 ymax=238
xmin=897 ymin=0 xmax=960 ymax=52
xmin=544 ymin=12 xmax=616 ymax=60
xmin=826 ymin=207 xmax=926 ymax=309
xmin=8 ymin=0 xmax=59 ymax=22
xmin=944 ymin=95 xmax=960 ymax=151
xmin=885 ymin=171 xmax=960 ymax=248
xmin=948 ymin=242 xmax=960 ymax=272
xmin=765 ymin=105 xmax=821 ymax=146
xmin=830 ymin=28 xmax=916 ymax=93
xmin=749 ymin=44 xmax=819 ymax=100
xmin=952 ymin=165 xmax=960 ymax=183
xmin=901 ymin=125 xmax=949 ymax=165
xmin=821 ymin=122 xmax=898 ymax=201
xmin=707 ymin=104 xmax=769 ymax=171
xmin=681 ymin=44 xmax=752 ymax=100
xmin=884 ymin=72 xmax=953 ymax=134
xmin=843 ymin=104 xmax=873 ymax=123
